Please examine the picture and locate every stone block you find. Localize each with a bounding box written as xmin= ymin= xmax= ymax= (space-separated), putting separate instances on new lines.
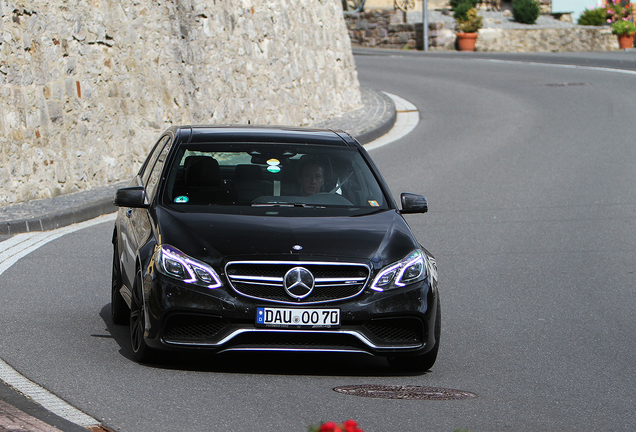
xmin=356 ymin=19 xmax=369 ymax=30
xmin=390 ymin=13 xmax=405 ymax=24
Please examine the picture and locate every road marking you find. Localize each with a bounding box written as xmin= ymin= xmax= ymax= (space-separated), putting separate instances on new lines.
xmin=0 ymin=213 xmax=116 ymax=429
xmin=0 ymin=213 xmax=116 ymax=276
xmin=485 ymin=58 xmax=636 ymax=76
xmin=364 ymin=92 xmax=419 ymax=151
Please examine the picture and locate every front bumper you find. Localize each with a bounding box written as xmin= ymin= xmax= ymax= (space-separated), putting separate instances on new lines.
xmin=142 ymin=272 xmax=439 ymax=357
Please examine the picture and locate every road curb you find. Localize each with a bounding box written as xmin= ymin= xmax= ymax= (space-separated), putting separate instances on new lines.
xmin=0 ymin=200 xmax=117 ymax=235
xmin=313 ymin=87 xmax=397 ymax=144
xmin=0 ymin=183 xmax=124 ymax=236
xmin=355 ymin=90 xmax=398 ymax=144
xmin=0 ymin=360 xmax=98 ymax=432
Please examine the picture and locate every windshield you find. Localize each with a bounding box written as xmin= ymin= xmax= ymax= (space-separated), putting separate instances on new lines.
xmin=161 ymin=143 xmax=390 ymax=215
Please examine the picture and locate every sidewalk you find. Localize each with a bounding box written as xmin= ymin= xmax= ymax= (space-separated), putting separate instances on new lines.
xmin=0 ymin=86 xmax=397 ymax=432
xmin=0 ymin=87 xmax=396 ymax=237
xmin=0 ymin=380 xmax=95 ymax=432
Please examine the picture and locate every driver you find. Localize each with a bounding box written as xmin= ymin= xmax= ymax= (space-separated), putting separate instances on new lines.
xmin=297 ymin=156 xmax=325 ymax=196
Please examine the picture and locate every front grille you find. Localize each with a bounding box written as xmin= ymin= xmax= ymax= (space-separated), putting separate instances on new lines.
xmin=163 ymin=314 xmax=230 ymax=342
xmin=363 ymin=318 xmax=424 ymax=345
xmin=225 ymin=261 xmax=370 ymax=304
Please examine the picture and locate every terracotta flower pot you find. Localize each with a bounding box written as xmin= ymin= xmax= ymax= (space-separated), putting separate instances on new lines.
xmin=456 ymin=32 xmax=478 ymax=51
xmin=617 ymin=33 xmax=634 ymax=49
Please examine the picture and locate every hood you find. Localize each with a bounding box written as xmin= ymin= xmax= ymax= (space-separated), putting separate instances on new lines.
xmin=155 ymin=207 xmax=420 ymax=267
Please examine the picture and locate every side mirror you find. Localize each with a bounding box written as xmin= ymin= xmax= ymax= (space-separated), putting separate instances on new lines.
xmin=400 ymin=193 xmax=428 ymax=214
xmin=114 ymin=186 xmax=149 ymax=209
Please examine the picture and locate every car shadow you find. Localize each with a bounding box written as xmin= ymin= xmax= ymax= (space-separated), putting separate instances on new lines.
xmin=98 ymin=304 xmax=431 ymax=378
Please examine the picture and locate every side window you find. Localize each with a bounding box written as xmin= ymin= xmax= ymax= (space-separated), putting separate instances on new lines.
xmin=145 ymin=137 xmax=172 ymax=200
xmin=140 ymin=136 xmax=170 ymax=186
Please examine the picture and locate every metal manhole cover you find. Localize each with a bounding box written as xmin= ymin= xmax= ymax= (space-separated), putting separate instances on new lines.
xmin=333 ymin=385 xmax=476 ymax=400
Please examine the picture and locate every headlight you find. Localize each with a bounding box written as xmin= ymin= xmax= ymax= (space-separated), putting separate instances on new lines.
xmin=155 ymin=245 xmax=222 ymax=289
xmin=371 ymin=250 xmax=428 ymax=292
xmin=425 ymin=255 xmax=438 ymax=284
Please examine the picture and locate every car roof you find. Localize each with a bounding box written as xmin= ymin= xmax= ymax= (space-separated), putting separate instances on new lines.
xmin=171 ymin=125 xmax=357 ymax=147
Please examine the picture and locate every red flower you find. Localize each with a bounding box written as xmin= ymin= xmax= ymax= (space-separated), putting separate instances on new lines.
xmin=313 ymin=419 xmax=364 ymax=432
xmin=342 ymin=419 xmax=361 ymax=432
xmin=320 ymin=422 xmax=339 ymax=432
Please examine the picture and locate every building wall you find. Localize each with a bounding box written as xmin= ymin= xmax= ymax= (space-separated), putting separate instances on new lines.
xmin=0 ymin=0 xmax=361 ymax=205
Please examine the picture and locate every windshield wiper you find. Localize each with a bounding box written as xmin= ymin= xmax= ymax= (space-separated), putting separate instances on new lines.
xmin=252 ymin=202 xmax=326 ymax=209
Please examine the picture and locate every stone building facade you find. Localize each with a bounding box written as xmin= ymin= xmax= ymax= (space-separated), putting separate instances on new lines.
xmin=0 ymin=0 xmax=361 ymax=205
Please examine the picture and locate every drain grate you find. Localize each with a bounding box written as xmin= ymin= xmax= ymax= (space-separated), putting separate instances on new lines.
xmin=333 ymin=385 xmax=476 ymax=400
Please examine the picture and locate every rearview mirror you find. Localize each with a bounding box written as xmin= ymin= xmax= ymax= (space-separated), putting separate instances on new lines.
xmin=113 ymin=186 xmax=149 ymax=209
xmin=400 ymin=193 xmax=428 ymax=214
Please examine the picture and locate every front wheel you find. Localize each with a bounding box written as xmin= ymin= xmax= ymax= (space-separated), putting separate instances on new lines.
xmin=387 ymin=298 xmax=440 ymax=372
xmin=130 ymin=269 xmax=155 ymax=363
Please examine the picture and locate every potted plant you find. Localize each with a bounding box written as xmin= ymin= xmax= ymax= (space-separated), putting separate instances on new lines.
xmin=455 ymin=6 xmax=483 ymax=51
xmin=611 ymin=19 xmax=636 ymax=49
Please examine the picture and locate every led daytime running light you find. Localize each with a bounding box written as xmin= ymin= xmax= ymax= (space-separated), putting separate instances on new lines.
xmin=394 ymin=252 xmax=424 ymax=287
xmin=158 ymin=245 xmax=222 ymax=289
xmin=371 ymin=262 xmax=401 ymax=292
xmin=371 ymin=250 xmax=427 ymax=292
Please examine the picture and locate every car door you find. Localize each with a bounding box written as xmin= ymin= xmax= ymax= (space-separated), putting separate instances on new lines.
xmin=119 ymin=135 xmax=172 ymax=286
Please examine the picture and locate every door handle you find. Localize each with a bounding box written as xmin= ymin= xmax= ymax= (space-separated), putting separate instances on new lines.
xmin=126 ymin=209 xmax=133 ymax=218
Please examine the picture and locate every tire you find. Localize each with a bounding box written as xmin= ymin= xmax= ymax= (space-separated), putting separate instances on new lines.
xmin=388 ymin=298 xmax=441 ymax=372
xmin=111 ymin=244 xmax=129 ymax=325
xmin=129 ymin=269 xmax=155 ymax=363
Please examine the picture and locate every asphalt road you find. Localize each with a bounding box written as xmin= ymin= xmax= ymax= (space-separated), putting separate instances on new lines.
xmin=1 ymin=51 xmax=635 ymax=431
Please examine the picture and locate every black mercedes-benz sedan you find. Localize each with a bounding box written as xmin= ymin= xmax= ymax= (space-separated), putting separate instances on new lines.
xmin=111 ymin=125 xmax=439 ymax=371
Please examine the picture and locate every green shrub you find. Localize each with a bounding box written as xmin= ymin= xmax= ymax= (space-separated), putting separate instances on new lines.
xmin=450 ymin=0 xmax=479 ymax=11
xmin=611 ymin=19 xmax=636 ymax=35
xmin=577 ymin=7 xmax=608 ymax=25
xmin=512 ymin=0 xmax=540 ymax=24
xmin=456 ymin=7 xmax=483 ymax=32
xmin=454 ymin=0 xmax=476 ymax=22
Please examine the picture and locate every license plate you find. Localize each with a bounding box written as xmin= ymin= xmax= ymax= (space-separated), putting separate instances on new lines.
xmin=256 ymin=307 xmax=340 ymax=328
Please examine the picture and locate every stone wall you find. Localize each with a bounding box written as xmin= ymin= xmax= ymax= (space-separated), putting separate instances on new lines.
xmin=0 ymin=0 xmax=361 ymax=205
xmin=476 ymin=27 xmax=617 ymax=52
xmin=346 ymin=10 xmax=448 ymax=49
xmin=345 ymin=10 xmax=618 ymax=52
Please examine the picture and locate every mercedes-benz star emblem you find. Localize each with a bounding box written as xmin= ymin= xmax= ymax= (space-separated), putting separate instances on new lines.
xmin=284 ymin=267 xmax=315 ymax=300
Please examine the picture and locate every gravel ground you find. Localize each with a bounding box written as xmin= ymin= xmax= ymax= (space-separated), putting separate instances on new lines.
xmin=407 ymin=9 xmax=589 ymax=29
